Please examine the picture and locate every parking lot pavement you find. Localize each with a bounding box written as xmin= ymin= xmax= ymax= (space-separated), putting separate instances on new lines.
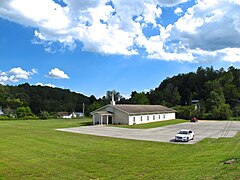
xmin=56 ymin=121 xmax=240 ymax=144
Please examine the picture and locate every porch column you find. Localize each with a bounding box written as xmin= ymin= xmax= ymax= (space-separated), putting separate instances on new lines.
xmin=93 ymin=115 xmax=95 ymax=125
xmin=107 ymin=115 xmax=109 ymax=125
xmin=100 ymin=115 xmax=102 ymax=125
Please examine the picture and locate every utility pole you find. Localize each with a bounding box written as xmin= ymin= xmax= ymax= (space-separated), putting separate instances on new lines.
xmin=82 ymin=102 xmax=85 ymax=122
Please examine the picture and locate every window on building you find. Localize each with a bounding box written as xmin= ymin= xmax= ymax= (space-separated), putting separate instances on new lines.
xmin=153 ymin=115 xmax=155 ymax=120
xmin=133 ymin=117 xmax=135 ymax=123
xmin=141 ymin=116 xmax=142 ymax=121
xmin=147 ymin=116 xmax=149 ymax=121
xmin=163 ymin=114 xmax=165 ymax=119
xmin=159 ymin=115 xmax=161 ymax=119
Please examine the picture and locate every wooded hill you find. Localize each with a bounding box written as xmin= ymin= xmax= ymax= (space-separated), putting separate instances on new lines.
xmin=0 ymin=83 xmax=92 ymax=116
xmin=148 ymin=66 xmax=240 ymax=107
xmin=1 ymin=66 xmax=240 ymax=119
xmin=146 ymin=66 xmax=240 ymax=119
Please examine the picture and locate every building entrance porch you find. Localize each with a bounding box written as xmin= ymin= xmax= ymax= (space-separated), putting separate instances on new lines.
xmin=92 ymin=111 xmax=114 ymax=125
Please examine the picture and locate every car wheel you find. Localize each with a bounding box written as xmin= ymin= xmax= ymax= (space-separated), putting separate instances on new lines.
xmin=187 ymin=137 xmax=189 ymax=142
xmin=192 ymin=135 xmax=194 ymax=140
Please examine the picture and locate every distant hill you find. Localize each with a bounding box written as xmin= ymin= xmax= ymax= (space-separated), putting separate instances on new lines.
xmin=0 ymin=83 xmax=92 ymax=115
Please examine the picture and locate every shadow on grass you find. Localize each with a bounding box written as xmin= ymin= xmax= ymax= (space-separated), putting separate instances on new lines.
xmin=169 ymin=138 xmax=191 ymax=144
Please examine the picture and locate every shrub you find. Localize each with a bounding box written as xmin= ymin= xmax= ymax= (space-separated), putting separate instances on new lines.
xmin=233 ymin=105 xmax=240 ymax=117
xmin=175 ymin=105 xmax=195 ymax=120
xmin=0 ymin=116 xmax=9 ymax=120
xmin=21 ymin=116 xmax=37 ymax=120
xmin=206 ymin=104 xmax=232 ymax=120
xmin=39 ymin=111 xmax=50 ymax=120
xmin=16 ymin=106 xmax=34 ymax=118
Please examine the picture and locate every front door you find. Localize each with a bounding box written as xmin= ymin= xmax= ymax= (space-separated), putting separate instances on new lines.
xmin=108 ymin=116 xmax=113 ymax=124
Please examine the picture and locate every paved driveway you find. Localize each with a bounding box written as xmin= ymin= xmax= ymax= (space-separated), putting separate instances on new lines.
xmin=56 ymin=121 xmax=240 ymax=144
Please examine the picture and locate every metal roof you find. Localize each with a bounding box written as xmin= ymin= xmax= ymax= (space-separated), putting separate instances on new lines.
xmin=91 ymin=104 xmax=176 ymax=115
xmin=112 ymin=105 xmax=176 ymax=115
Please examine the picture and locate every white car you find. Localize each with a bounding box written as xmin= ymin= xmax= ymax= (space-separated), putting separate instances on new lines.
xmin=175 ymin=130 xmax=194 ymax=142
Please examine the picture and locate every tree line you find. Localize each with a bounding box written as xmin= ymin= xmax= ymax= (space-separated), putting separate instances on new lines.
xmin=91 ymin=66 xmax=240 ymax=120
xmin=0 ymin=83 xmax=91 ymax=119
xmin=0 ymin=66 xmax=240 ymax=120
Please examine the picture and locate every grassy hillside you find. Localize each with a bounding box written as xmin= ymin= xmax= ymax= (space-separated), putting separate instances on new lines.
xmin=0 ymin=119 xmax=239 ymax=179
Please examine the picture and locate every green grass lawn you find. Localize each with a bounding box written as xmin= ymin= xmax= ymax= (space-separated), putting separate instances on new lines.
xmin=0 ymin=118 xmax=239 ymax=180
xmin=115 ymin=119 xmax=188 ymax=129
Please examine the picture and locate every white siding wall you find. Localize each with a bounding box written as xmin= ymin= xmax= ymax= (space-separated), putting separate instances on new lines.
xmin=63 ymin=115 xmax=72 ymax=119
xmin=164 ymin=113 xmax=176 ymax=120
xmin=113 ymin=108 xmax=129 ymax=125
xmin=93 ymin=114 xmax=100 ymax=124
xmin=129 ymin=113 xmax=176 ymax=125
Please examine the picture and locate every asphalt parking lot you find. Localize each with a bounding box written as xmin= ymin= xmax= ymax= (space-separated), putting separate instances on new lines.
xmin=57 ymin=121 xmax=240 ymax=144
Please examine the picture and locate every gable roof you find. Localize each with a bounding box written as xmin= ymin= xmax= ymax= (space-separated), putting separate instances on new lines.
xmin=91 ymin=104 xmax=176 ymax=115
xmin=94 ymin=111 xmax=114 ymax=115
xmin=112 ymin=105 xmax=176 ymax=115
xmin=90 ymin=104 xmax=110 ymax=115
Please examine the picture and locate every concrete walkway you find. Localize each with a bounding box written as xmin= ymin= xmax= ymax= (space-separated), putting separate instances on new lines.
xmin=56 ymin=121 xmax=240 ymax=144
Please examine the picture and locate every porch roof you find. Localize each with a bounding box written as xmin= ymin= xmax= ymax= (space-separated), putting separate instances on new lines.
xmin=94 ymin=111 xmax=113 ymax=116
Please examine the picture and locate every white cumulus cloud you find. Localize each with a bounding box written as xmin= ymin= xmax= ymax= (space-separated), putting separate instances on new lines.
xmin=144 ymin=0 xmax=240 ymax=62
xmin=0 ymin=0 xmax=173 ymax=55
xmin=48 ymin=68 xmax=69 ymax=79
xmin=171 ymin=0 xmax=240 ymax=62
xmin=0 ymin=67 xmax=37 ymax=84
xmin=158 ymin=0 xmax=189 ymax=7
xmin=0 ymin=0 xmax=240 ymax=62
xmin=174 ymin=7 xmax=183 ymax=15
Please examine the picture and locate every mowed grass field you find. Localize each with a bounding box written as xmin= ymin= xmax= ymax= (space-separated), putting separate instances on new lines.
xmin=0 ymin=118 xmax=239 ymax=180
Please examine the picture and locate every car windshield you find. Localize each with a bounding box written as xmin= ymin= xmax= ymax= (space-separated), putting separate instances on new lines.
xmin=178 ymin=131 xmax=188 ymax=134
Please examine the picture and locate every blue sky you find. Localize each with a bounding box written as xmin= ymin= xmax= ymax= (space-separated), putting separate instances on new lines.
xmin=1 ymin=0 xmax=240 ymax=98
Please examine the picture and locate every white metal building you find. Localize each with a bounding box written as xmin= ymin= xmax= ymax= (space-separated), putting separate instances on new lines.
xmin=0 ymin=109 xmax=4 ymax=116
xmin=90 ymin=104 xmax=176 ymax=125
xmin=58 ymin=112 xmax=83 ymax=119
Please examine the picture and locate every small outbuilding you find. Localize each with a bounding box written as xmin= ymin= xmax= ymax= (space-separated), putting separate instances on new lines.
xmin=90 ymin=104 xmax=176 ymax=125
xmin=192 ymin=100 xmax=200 ymax=110
xmin=0 ymin=109 xmax=4 ymax=116
xmin=58 ymin=112 xmax=83 ymax=119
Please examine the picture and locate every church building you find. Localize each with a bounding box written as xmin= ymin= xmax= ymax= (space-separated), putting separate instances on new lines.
xmin=90 ymin=95 xmax=176 ymax=125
